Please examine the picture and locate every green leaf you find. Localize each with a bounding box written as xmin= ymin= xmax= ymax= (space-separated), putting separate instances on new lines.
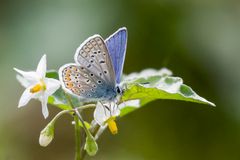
xmin=47 ymin=87 xmax=73 ymax=110
xmin=46 ymin=70 xmax=59 ymax=79
xmin=120 ymin=68 xmax=215 ymax=116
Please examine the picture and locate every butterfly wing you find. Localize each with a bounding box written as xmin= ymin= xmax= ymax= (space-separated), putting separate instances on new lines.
xmin=105 ymin=27 xmax=127 ymax=84
xmin=74 ymin=35 xmax=116 ymax=87
xmin=59 ymin=34 xmax=117 ymax=100
xmin=59 ymin=63 xmax=117 ymax=101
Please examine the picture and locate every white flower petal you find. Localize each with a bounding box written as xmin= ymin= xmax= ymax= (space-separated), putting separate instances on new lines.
xmin=14 ymin=68 xmax=39 ymax=84
xmin=40 ymin=94 xmax=49 ymax=119
xmin=119 ymin=99 xmax=140 ymax=110
xmin=110 ymin=102 xmax=120 ymax=117
xmin=16 ymin=75 xmax=31 ymax=88
xmin=94 ymin=102 xmax=121 ymax=126
xmin=45 ymin=78 xmax=61 ymax=96
xmin=94 ymin=102 xmax=109 ymax=126
xmin=36 ymin=54 xmax=47 ymax=78
xmin=18 ymin=87 xmax=34 ymax=108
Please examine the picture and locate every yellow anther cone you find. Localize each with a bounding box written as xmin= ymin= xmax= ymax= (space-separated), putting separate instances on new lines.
xmin=107 ymin=118 xmax=118 ymax=135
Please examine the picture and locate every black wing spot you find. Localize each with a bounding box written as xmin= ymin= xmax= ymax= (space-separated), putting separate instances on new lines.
xmin=99 ymin=60 xmax=105 ymax=64
xmin=104 ymin=71 xmax=107 ymax=74
xmin=87 ymin=64 xmax=91 ymax=68
xmin=90 ymin=73 xmax=94 ymax=77
xmin=97 ymin=80 xmax=102 ymax=84
xmin=97 ymin=50 xmax=101 ymax=54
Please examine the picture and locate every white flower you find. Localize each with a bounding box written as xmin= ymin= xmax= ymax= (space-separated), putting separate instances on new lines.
xmin=94 ymin=102 xmax=120 ymax=134
xmin=93 ymin=100 xmax=140 ymax=135
xmin=14 ymin=54 xmax=60 ymax=118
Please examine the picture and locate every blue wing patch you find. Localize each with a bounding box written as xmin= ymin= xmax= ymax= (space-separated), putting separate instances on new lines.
xmin=105 ymin=27 xmax=127 ymax=84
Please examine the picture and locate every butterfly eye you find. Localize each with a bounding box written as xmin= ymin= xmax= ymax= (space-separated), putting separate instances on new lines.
xmin=116 ymin=86 xmax=122 ymax=94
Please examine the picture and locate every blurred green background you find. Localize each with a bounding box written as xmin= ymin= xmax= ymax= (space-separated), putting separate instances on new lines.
xmin=1 ymin=0 xmax=240 ymax=159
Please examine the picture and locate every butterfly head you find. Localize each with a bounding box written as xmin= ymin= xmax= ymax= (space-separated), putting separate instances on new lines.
xmin=115 ymin=86 xmax=123 ymax=96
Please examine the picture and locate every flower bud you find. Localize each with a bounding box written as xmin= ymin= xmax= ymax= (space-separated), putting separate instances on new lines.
xmin=39 ymin=121 xmax=54 ymax=147
xmin=84 ymin=134 xmax=98 ymax=156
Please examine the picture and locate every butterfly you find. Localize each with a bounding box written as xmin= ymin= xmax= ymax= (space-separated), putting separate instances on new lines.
xmin=59 ymin=27 xmax=127 ymax=102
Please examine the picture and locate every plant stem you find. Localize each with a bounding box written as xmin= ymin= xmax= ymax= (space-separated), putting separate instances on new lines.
xmin=74 ymin=115 xmax=81 ymax=160
xmin=64 ymin=92 xmax=97 ymax=160
xmin=64 ymin=92 xmax=82 ymax=160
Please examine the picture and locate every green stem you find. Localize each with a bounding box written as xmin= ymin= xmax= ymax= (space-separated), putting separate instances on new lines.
xmin=74 ymin=115 xmax=81 ymax=160
xmin=64 ymin=92 xmax=95 ymax=160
